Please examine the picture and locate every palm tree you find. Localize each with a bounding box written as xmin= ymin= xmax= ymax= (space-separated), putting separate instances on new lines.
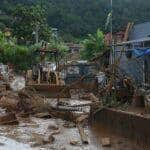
xmin=81 ymin=29 xmax=106 ymax=60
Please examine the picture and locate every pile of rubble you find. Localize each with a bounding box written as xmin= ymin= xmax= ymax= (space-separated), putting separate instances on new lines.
xmin=0 ymin=78 xmax=101 ymax=148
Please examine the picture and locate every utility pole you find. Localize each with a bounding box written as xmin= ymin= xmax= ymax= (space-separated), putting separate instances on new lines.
xmin=35 ymin=25 xmax=39 ymax=44
xmin=32 ymin=25 xmax=40 ymax=44
xmin=110 ymin=0 xmax=115 ymax=65
xmin=110 ymin=0 xmax=113 ymax=41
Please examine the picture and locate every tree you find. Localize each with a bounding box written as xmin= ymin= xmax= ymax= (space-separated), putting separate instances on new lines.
xmin=12 ymin=4 xmax=51 ymax=44
xmin=81 ymin=29 xmax=106 ymax=60
xmin=0 ymin=31 xmax=37 ymax=71
xmin=1 ymin=0 xmax=150 ymax=39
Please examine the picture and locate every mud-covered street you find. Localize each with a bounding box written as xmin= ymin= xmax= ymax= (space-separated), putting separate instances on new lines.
xmin=0 ymin=90 xmax=149 ymax=150
xmin=0 ymin=116 xmax=145 ymax=150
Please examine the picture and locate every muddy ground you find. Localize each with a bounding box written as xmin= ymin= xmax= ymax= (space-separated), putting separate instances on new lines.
xmin=0 ymin=116 xmax=145 ymax=150
xmin=0 ymin=90 xmax=149 ymax=150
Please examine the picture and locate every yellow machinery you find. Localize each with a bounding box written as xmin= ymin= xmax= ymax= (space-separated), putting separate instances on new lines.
xmin=26 ymin=42 xmax=70 ymax=98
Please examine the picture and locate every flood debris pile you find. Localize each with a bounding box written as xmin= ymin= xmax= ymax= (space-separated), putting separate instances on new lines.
xmin=0 ymin=89 xmax=47 ymax=124
xmin=0 ymin=112 xmax=18 ymax=125
xmin=0 ymin=59 xmax=149 ymax=149
xmin=96 ymin=64 xmax=150 ymax=117
xmin=0 ymin=60 xmax=103 ymax=149
xmin=98 ymin=67 xmax=134 ymax=105
xmin=0 ymin=77 xmax=101 ymax=149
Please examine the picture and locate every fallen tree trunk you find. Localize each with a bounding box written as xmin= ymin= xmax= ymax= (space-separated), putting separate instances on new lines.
xmin=77 ymin=124 xmax=89 ymax=144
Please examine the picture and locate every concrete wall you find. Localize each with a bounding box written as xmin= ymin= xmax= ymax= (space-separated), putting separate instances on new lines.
xmin=93 ymin=108 xmax=150 ymax=147
xmin=115 ymin=50 xmax=144 ymax=86
xmin=114 ymin=47 xmax=150 ymax=86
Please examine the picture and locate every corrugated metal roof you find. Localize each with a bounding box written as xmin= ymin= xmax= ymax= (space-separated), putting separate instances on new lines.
xmin=115 ymin=37 xmax=150 ymax=46
xmin=129 ymin=22 xmax=150 ymax=40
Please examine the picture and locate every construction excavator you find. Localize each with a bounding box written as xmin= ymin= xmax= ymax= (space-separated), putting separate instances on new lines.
xmin=26 ymin=42 xmax=70 ymax=98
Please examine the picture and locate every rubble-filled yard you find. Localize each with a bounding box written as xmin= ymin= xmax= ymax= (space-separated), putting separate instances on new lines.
xmin=0 ymin=88 xmax=147 ymax=150
xmin=0 ymin=64 xmax=149 ymax=150
xmin=0 ymin=116 xmax=145 ymax=150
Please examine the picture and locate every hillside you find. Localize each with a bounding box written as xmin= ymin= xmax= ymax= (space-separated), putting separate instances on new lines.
xmin=0 ymin=0 xmax=150 ymax=38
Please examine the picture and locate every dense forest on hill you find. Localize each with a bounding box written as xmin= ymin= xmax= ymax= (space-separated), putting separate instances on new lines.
xmin=0 ymin=0 xmax=150 ymax=39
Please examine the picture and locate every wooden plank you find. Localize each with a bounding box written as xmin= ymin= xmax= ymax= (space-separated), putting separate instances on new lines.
xmin=77 ymin=124 xmax=89 ymax=144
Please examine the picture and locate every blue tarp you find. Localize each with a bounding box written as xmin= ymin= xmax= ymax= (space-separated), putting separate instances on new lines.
xmin=133 ymin=48 xmax=150 ymax=57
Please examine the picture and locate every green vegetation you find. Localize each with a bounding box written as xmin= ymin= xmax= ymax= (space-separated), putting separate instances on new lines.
xmin=48 ymin=40 xmax=69 ymax=56
xmin=12 ymin=5 xmax=51 ymax=44
xmin=0 ymin=31 xmax=35 ymax=70
xmin=81 ymin=29 xmax=106 ymax=60
xmin=0 ymin=31 xmax=69 ymax=71
xmin=1 ymin=0 xmax=150 ymax=39
xmin=0 ymin=2 xmax=69 ymax=71
xmin=0 ymin=0 xmax=149 ymax=65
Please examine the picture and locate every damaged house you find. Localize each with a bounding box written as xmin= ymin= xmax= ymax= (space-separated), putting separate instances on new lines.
xmin=113 ymin=22 xmax=150 ymax=88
